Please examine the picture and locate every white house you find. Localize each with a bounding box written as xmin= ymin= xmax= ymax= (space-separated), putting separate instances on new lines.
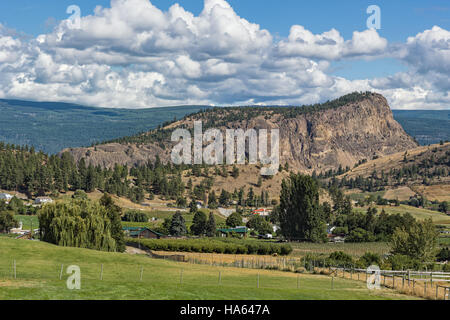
xmin=35 ymin=197 xmax=53 ymax=205
xmin=0 ymin=193 xmax=13 ymax=202
xmin=251 ymin=208 xmax=271 ymax=216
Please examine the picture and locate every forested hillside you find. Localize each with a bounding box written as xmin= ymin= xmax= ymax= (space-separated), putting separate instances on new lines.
xmin=0 ymin=97 xmax=447 ymax=156
xmin=392 ymin=110 xmax=450 ymax=145
xmin=0 ymin=99 xmax=206 ymax=154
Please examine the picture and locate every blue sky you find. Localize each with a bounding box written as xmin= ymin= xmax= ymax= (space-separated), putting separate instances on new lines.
xmin=0 ymin=0 xmax=449 ymax=109
xmin=2 ymin=0 xmax=449 ymax=39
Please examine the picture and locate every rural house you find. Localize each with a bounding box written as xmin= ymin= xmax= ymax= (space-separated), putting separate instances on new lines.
xmin=123 ymin=226 xmax=165 ymax=239
xmin=217 ymin=226 xmax=249 ymax=238
xmin=0 ymin=192 xmax=13 ymax=203
xmin=251 ymin=208 xmax=271 ymax=216
xmin=34 ymin=197 xmax=53 ymax=205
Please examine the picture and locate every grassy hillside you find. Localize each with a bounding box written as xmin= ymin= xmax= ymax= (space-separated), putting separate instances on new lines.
xmin=0 ymin=237 xmax=418 ymax=300
xmin=353 ymin=204 xmax=450 ymax=225
xmin=0 ymin=99 xmax=207 ymax=154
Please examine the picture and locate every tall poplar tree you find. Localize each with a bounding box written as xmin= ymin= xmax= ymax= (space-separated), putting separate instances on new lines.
xmin=279 ymin=174 xmax=327 ymax=242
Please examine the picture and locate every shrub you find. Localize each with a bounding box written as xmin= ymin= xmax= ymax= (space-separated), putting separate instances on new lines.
xmin=387 ymin=254 xmax=417 ymax=270
xmin=357 ymin=252 xmax=381 ymax=268
xmin=122 ymin=210 xmax=148 ymax=222
xmin=127 ymin=238 xmax=292 ymax=256
xmin=280 ymin=244 xmax=293 ymax=255
xmin=328 ymin=251 xmax=353 ymax=267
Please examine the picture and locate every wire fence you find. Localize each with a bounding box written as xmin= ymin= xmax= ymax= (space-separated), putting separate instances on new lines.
xmin=0 ymin=257 xmax=353 ymax=297
xmin=151 ymin=251 xmax=450 ymax=300
xmin=330 ymin=267 xmax=450 ymax=300
xmin=1 ymin=254 xmax=449 ymax=300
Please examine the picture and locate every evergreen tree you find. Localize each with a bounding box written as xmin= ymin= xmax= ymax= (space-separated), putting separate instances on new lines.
xmin=190 ymin=211 xmax=207 ymax=236
xmin=170 ymin=211 xmax=187 ymax=236
xmin=99 ymin=193 xmax=125 ymax=252
xmin=226 ymin=212 xmax=243 ymax=228
xmin=231 ymin=165 xmax=239 ymax=178
xmin=208 ymin=190 xmax=218 ymax=209
xmin=189 ymin=199 xmax=198 ymax=214
xmin=279 ymin=174 xmax=326 ymax=242
xmin=206 ymin=212 xmax=216 ymax=237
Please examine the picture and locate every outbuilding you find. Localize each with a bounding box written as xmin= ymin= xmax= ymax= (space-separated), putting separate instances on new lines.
xmin=0 ymin=193 xmax=13 ymax=202
xmin=35 ymin=197 xmax=53 ymax=205
xmin=123 ymin=227 xmax=165 ymax=239
xmin=217 ymin=226 xmax=249 ymax=238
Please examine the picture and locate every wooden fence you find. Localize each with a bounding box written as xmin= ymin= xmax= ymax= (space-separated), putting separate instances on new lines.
xmin=330 ymin=267 xmax=450 ymax=300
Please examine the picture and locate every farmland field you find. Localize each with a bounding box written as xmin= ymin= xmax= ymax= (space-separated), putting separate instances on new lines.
xmin=14 ymin=215 xmax=39 ymax=230
xmin=0 ymin=238 xmax=418 ymax=300
xmin=289 ymin=242 xmax=391 ymax=258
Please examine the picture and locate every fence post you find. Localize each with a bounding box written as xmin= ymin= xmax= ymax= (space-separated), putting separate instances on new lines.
xmin=402 ymin=275 xmax=404 ymax=289
xmin=100 ymin=264 xmax=103 ymax=280
xmin=408 ymin=270 xmax=410 ymax=286
xmin=424 ymin=282 xmax=427 ymax=296
xmin=59 ymin=264 xmax=64 ymax=280
xmin=331 ymin=276 xmax=334 ymax=290
xmin=393 ymin=275 xmax=395 ymax=289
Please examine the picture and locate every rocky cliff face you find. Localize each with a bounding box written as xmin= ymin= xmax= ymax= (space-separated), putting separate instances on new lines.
xmin=61 ymin=93 xmax=418 ymax=173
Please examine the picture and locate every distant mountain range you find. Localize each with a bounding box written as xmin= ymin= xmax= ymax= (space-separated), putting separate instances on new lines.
xmin=0 ymin=98 xmax=448 ymax=154
xmin=392 ymin=110 xmax=450 ymax=145
xmin=0 ymin=99 xmax=207 ymax=154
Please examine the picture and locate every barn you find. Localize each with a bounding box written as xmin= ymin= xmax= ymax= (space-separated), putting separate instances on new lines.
xmin=123 ymin=227 xmax=165 ymax=239
xmin=217 ymin=226 xmax=249 ymax=238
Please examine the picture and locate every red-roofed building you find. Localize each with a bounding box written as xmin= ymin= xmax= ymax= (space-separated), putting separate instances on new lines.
xmin=251 ymin=208 xmax=271 ymax=216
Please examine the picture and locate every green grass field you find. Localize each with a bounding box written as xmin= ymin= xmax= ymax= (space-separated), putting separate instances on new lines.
xmin=0 ymin=238 xmax=419 ymax=300
xmin=14 ymin=215 xmax=39 ymax=230
xmin=289 ymin=242 xmax=391 ymax=258
xmin=354 ymin=204 xmax=450 ymax=225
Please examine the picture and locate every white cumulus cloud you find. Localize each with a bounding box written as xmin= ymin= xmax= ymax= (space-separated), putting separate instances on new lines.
xmin=0 ymin=1 xmax=448 ymax=110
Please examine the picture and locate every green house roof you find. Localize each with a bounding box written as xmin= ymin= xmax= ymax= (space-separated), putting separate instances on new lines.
xmin=217 ymin=227 xmax=249 ymax=234
xmin=122 ymin=226 xmax=165 ymax=237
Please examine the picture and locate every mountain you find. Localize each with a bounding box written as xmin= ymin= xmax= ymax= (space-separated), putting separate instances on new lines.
xmin=392 ymin=110 xmax=450 ymax=145
xmin=62 ymin=92 xmax=418 ymax=173
xmin=0 ymin=99 xmax=207 ymax=154
xmin=0 ymin=98 xmax=447 ymax=155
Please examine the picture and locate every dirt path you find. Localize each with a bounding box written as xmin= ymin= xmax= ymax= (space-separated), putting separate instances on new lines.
xmin=125 ymin=246 xmax=148 ymax=255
